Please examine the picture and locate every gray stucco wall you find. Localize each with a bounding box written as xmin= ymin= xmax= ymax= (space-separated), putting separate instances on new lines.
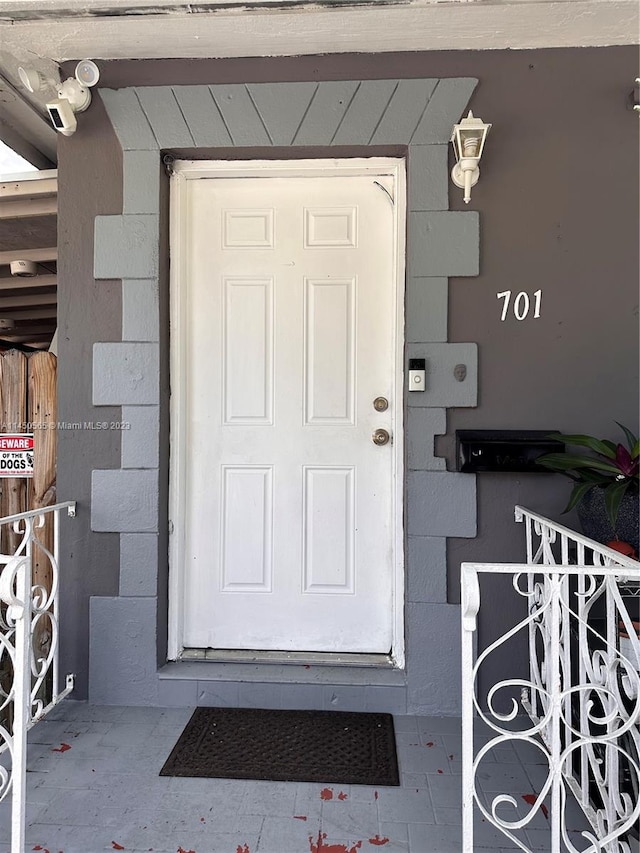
xmin=57 ymin=97 xmax=122 ymax=697
xmin=56 ymin=46 xmax=639 ymax=714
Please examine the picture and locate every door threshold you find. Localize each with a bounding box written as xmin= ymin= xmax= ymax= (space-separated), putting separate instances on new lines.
xmin=180 ymin=648 xmax=395 ymax=667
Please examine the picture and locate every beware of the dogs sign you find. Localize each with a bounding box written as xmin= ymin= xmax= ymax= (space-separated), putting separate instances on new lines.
xmin=0 ymin=434 xmax=34 ymax=478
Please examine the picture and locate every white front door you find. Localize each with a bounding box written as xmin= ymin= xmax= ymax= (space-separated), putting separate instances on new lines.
xmin=170 ymin=158 xmax=405 ymax=657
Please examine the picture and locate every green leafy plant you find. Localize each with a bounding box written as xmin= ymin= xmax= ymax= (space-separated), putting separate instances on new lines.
xmin=536 ymin=422 xmax=640 ymax=529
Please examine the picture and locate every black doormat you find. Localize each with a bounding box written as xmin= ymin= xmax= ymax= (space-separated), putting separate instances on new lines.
xmin=159 ymin=706 xmax=399 ymax=786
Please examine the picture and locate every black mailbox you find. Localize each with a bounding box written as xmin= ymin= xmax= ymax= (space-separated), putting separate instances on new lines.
xmin=456 ymin=430 xmax=564 ymax=473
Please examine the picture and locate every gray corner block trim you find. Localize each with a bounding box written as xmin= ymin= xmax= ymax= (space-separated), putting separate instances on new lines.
xmin=122 ymin=279 xmax=159 ymax=342
xmin=406 ymin=277 xmax=448 ymax=343
xmin=99 ymin=89 xmax=157 ymax=151
xmin=407 ymin=471 xmax=476 ymax=538
xmin=406 ymin=342 xmax=477 ymax=408
xmin=93 ymin=342 xmax=159 ymax=406
xmin=330 ymin=80 xmax=397 ymax=147
xmin=371 ymin=79 xmax=438 ymax=146
xmin=406 ymin=602 xmax=462 ymax=715
xmin=120 ymin=533 xmax=158 ymax=597
xmin=123 ymin=151 xmax=160 ymax=215
xmin=247 ymin=82 xmax=318 ymax=146
xmin=406 ymin=343 xmax=478 ymax=409
xmin=211 ymin=84 xmax=272 ymax=147
xmin=409 ymin=211 xmax=479 ymax=277
xmin=411 ymin=78 xmax=478 ymax=145
xmin=408 ymin=145 xmax=449 ymax=212
xmin=136 ymin=86 xmax=195 ymax=149
xmin=122 ymin=405 xmax=160 ymax=470
xmin=94 ymin=215 xmax=159 ymax=280
xmin=406 ymin=407 xmax=447 ymax=471
xmin=293 ymin=80 xmax=360 ymax=146
xmin=89 ymin=596 xmax=159 ymax=705
xmin=96 ymin=74 xmax=483 ymax=717
xmin=102 ymin=78 xmax=478 ymax=153
xmin=407 ymin=536 xmax=447 ymax=603
xmin=92 ymin=469 xmax=159 ymax=533
xmin=173 ymin=86 xmax=233 ymax=147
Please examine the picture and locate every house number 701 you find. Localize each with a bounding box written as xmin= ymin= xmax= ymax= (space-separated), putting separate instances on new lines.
xmin=497 ymin=290 xmax=542 ymax=321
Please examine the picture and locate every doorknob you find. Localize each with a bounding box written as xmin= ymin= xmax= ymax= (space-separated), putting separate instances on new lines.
xmin=372 ymin=428 xmax=391 ymax=446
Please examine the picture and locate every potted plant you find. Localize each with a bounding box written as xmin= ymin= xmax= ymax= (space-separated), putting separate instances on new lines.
xmin=536 ymin=422 xmax=639 ymax=553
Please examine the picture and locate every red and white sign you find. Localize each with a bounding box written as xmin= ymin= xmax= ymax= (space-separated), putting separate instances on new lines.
xmin=0 ymin=434 xmax=34 ymax=478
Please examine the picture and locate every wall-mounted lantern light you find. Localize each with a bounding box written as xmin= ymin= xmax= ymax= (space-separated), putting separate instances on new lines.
xmin=450 ymin=111 xmax=492 ymax=204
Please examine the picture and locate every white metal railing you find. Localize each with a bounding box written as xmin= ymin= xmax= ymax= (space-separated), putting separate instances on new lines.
xmin=0 ymin=502 xmax=76 ymax=853
xmin=462 ymin=506 xmax=640 ymax=853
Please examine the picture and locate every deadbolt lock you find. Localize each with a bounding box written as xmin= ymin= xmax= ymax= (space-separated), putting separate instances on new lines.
xmin=372 ymin=428 xmax=391 ymax=446
xmin=373 ymin=397 xmax=389 ymax=412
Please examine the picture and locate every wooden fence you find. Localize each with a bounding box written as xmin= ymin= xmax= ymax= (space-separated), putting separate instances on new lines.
xmin=0 ymin=349 xmax=57 ymax=660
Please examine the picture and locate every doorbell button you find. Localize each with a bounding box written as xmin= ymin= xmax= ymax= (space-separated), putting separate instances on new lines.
xmin=408 ymin=358 xmax=426 ymax=392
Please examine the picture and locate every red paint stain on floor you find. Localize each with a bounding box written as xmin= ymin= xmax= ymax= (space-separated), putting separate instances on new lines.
xmin=111 ymin=844 xmax=125 ymax=851
xmin=294 ymin=815 xmax=308 ymax=821
xmin=374 ymin=791 xmax=379 ymax=800
xmin=449 ymin=754 xmax=454 ymax=760
xmin=522 ymin=793 xmax=549 ymax=819
xmin=426 ymin=741 xmax=434 ymax=747
xmin=437 ymin=769 xmax=444 ymax=774
xmin=177 ymin=848 xmax=196 ymax=853
xmin=320 ymin=787 xmax=334 ymax=800
xmin=368 ymin=836 xmax=390 ymax=846
xmin=308 ymin=831 xmax=362 ymax=853
xmin=337 ymin=791 xmax=348 ymax=800
xmin=51 ymin=743 xmax=71 ymax=753
xmin=236 ymin=846 xmax=251 ymax=853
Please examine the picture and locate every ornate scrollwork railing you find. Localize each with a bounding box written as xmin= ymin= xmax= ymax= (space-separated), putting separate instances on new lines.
xmin=0 ymin=502 xmax=76 ymax=853
xmin=462 ymin=506 xmax=640 ymax=853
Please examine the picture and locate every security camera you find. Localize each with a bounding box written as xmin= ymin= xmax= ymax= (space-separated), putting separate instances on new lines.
xmin=46 ymin=98 xmax=77 ymax=136
xmin=45 ymin=59 xmax=99 ymax=135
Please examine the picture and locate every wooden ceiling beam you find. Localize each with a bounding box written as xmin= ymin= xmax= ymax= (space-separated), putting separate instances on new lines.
xmin=0 ymin=322 xmax=56 ymax=333
xmin=0 ymin=275 xmax=56 ymax=289
xmin=0 ymin=293 xmax=56 ymax=309
xmin=0 ymin=308 xmax=57 ymax=320
xmin=0 ymin=330 xmax=53 ymax=344
xmin=0 ymin=247 xmax=57 ymax=264
xmin=0 ymin=197 xmax=57 ymax=219
xmin=0 ymin=175 xmax=57 ymax=199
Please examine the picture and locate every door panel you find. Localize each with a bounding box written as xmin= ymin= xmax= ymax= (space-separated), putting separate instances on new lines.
xmin=178 ymin=167 xmax=401 ymax=653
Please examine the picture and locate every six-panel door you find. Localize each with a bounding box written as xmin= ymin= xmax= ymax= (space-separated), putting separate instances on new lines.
xmin=180 ymin=170 xmax=400 ymax=653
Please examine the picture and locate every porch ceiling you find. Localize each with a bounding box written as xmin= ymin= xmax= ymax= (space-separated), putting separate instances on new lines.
xmin=0 ymin=171 xmax=57 ymax=351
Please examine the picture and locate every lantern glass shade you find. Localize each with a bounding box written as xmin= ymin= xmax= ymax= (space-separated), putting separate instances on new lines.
xmin=451 ymin=111 xmax=491 ymax=163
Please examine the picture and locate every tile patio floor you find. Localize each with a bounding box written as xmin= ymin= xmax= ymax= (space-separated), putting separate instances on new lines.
xmin=0 ymin=701 xmax=596 ymax=853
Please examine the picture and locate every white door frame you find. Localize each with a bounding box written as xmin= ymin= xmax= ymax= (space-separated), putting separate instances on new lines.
xmin=168 ymin=157 xmax=407 ymax=668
